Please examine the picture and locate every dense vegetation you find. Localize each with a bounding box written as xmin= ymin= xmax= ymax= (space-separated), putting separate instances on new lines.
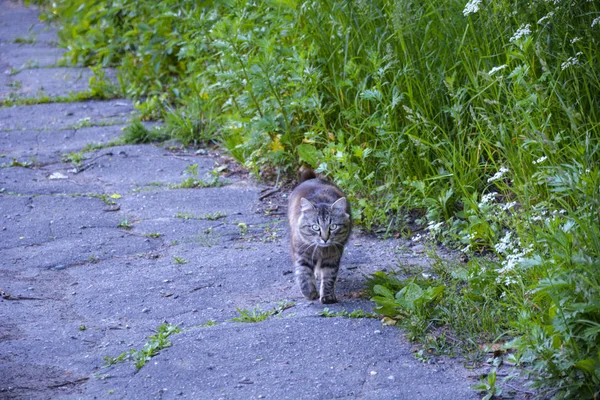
xmin=37 ymin=0 xmax=599 ymax=397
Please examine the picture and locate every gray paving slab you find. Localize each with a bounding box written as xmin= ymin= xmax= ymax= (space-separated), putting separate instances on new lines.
xmin=0 ymin=42 xmax=66 ymax=69
xmin=0 ymin=0 xmax=58 ymax=44
xmin=0 ymin=2 xmax=494 ymax=400
xmin=0 ymin=99 xmax=135 ymax=131
xmin=0 ymin=125 xmax=125 ymax=162
xmin=2 ymin=67 xmax=102 ymax=99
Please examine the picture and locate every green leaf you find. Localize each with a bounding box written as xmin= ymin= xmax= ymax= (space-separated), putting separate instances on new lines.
xmin=296 ymin=143 xmax=321 ymax=167
xmin=575 ymin=359 xmax=597 ymax=374
xmin=399 ymin=282 xmax=423 ymax=304
xmin=373 ymin=284 xmax=394 ymax=299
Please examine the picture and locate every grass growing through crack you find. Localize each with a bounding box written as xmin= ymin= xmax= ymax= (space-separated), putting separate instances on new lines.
xmin=171 ymin=165 xmax=223 ymax=189
xmin=231 ymin=301 xmax=295 ymax=323
xmin=117 ymin=219 xmax=132 ymax=230
xmin=61 ymin=151 xmax=85 ymax=165
xmin=174 ymin=211 xmax=226 ymax=221
xmin=317 ymin=308 xmax=378 ymax=319
xmin=172 ymin=256 xmax=188 ymax=265
xmin=103 ymin=323 xmax=180 ymax=370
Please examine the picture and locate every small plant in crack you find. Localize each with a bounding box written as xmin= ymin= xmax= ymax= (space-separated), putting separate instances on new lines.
xmin=142 ymin=232 xmax=162 ymax=238
xmin=0 ymin=158 xmax=34 ymax=168
xmin=81 ymin=140 xmax=123 ymax=152
xmin=172 ymin=256 xmax=188 ymax=265
xmin=13 ymin=35 xmax=36 ymax=44
xmin=232 ymin=300 xmax=295 ymax=323
xmin=237 ymin=222 xmax=248 ymax=236
xmin=175 ymin=211 xmax=227 ymax=220
xmin=7 ymin=80 xmax=22 ymax=89
xmin=172 ymin=165 xmax=223 ymax=189
xmin=62 ymin=151 xmax=85 ymax=165
xmin=103 ymin=323 xmax=181 ymax=370
xmin=317 ymin=308 xmax=378 ymax=319
xmin=201 ymin=320 xmax=218 ymax=327
xmin=117 ymin=219 xmax=133 ymax=230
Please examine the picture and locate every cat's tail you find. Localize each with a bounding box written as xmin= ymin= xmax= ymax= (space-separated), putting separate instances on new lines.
xmin=298 ymin=166 xmax=317 ymax=183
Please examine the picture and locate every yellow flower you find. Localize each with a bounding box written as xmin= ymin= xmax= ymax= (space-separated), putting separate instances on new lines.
xmin=270 ymin=135 xmax=284 ymax=152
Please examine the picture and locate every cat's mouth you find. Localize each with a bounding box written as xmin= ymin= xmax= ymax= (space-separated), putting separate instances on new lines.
xmin=317 ymin=241 xmax=335 ymax=248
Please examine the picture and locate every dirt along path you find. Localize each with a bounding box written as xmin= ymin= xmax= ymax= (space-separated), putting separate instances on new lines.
xmin=0 ymin=1 xmax=479 ymax=399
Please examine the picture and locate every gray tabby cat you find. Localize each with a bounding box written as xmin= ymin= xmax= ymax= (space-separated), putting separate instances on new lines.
xmin=288 ymin=168 xmax=352 ymax=303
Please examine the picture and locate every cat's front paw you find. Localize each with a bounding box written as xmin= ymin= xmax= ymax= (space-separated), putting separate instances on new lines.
xmin=320 ymin=295 xmax=337 ymax=304
xmin=303 ymin=291 xmax=319 ymax=301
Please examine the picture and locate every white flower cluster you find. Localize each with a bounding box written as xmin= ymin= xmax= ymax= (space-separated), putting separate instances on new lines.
xmin=494 ymin=231 xmax=534 ymax=279
xmin=537 ymin=11 xmax=554 ymax=25
xmin=487 ymin=166 xmax=509 ymax=183
xmin=427 ymin=221 xmax=444 ymax=237
xmin=509 ymin=24 xmax=532 ymax=42
xmin=488 ymin=64 xmax=507 ymax=76
xmin=592 ymin=17 xmax=600 ymax=28
xmin=480 ymin=192 xmax=497 ymax=204
xmin=463 ymin=0 xmax=482 ymax=16
xmin=502 ymin=201 xmax=517 ymax=211
xmin=561 ymin=52 xmax=583 ymax=70
xmin=533 ymin=156 xmax=547 ymax=164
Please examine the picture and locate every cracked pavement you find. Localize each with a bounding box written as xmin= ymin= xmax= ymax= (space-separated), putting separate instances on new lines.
xmin=0 ymin=1 xmax=479 ymax=399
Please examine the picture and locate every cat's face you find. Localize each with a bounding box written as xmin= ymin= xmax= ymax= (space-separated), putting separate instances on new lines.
xmin=298 ymin=197 xmax=350 ymax=248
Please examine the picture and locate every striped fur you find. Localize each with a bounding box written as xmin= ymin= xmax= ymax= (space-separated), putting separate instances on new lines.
xmin=288 ymin=170 xmax=351 ymax=303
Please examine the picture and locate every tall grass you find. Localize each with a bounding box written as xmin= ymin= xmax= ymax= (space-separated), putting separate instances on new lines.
xmin=43 ymin=0 xmax=600 ymax=396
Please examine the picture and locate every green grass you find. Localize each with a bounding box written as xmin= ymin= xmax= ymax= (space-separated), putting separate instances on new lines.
xmin=1 ymin=90 xmax=99 ymax=108
xmin=172 ymin=256 xmax=188 ymax=265
xmin=117 ymin=219 xmax=132 ymax=230
xmin=317 ymin=308 xmax=378 ymax=319
xmin=46 ymin=0 xmax=600 ymax=397
xmin=231 ymin=301 xmax=295 ymax=323
xmin=103 ymin=323 xmax=180 ymax=370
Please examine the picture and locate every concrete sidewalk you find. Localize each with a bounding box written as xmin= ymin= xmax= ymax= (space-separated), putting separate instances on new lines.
xmin=0 ymin=1 xmax=478 ymax=399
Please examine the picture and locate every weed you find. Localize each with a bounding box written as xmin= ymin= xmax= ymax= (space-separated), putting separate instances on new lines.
xmin=13 ymin=35 xmax=36 ymax=44
xmin=175 ymin=211 xmax=226 ymax=221
xmin=117 ymin=219 xmax=132 ymax=230
xmin=472 ymin=369 xmax=502 ymax=400
xmin=81 ymin=141 xmax=122 ymax=152
xmin=232 ymin=301 xmax=294 ymax=323
xmin=7 ymin=80 xmax=22 ymax=89
xmin=120 ymin=119 xmax=168 ymax=144
xmin=0 ymin=158 xmax=34 ymax=168
xmin=171 ymin=167 xmax=223 ymax=189
xmin=88 ymin=65 xmax=120 ymax=99
xmin=202 ymin=211 xmax=227 ymax=220
xmin=201 ymin=320 xmax=217 ymax=327
xmin=62 ymin=151 xmax=85 ymax=165
xmin=103 ymin=323 xmax=180 ymax=370
xmin=174 ymin=211 xmax=195 ymax=220
xmin=237 ymin=222 xmax=248 ymax=236
xmin=142 ymin=233 xmax=162 ymax=238
xmin=318 ymin=308 xmax=377 ymax=319
xmin=0 ymin=91 xmax=99 ymax=107
xmin=172 ymin=256 xmax=188 ymax=265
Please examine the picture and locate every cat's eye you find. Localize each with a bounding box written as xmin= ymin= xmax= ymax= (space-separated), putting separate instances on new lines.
xmin=330 ymin=224 xmax=338 ymax=231
xmin=311 ymin=224 xmax=320 ymax=231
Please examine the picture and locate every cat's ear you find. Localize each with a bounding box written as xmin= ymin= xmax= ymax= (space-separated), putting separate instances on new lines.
xmin=300 ymin=197 xmax=315 ymax=212
xmin=331 ymin=197 xmax=347 ymax=212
